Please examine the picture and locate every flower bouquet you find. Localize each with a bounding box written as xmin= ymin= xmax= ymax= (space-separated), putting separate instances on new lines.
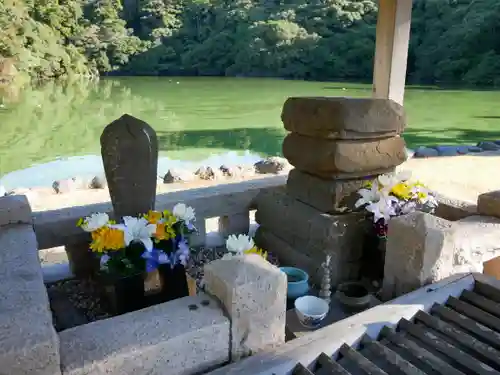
xmin=355 ymin=171 xmax=438 ymax=281
xmin=77 ymin=203 xmax=197 ymax=314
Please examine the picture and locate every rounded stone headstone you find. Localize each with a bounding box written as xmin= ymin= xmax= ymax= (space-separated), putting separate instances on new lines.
xmin=100 ymin=114 xmax=158 ymax=219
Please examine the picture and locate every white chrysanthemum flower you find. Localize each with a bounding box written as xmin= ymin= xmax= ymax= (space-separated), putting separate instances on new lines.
xmin=355 ymin=181 xmax=381 ymax=208
xmin=366 ymin=195 xmax=398 ymax=222
xmin=81 ymin=213 xmax=110 ymax=232
xmin=226 ymin=234 xmax=254 ymax=255
xmin=114 ymin=216 xmax=156 ymax=252
xmin=173 ymin=203 xmax=196 ymax=224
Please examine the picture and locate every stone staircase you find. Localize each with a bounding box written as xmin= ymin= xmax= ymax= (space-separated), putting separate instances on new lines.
xmin=293 ymin=279 xmax=500 ymax=375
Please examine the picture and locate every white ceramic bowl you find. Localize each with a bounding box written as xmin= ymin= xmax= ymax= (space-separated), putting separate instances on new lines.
xmin=294 ymin=295 xmax=329 ymax=328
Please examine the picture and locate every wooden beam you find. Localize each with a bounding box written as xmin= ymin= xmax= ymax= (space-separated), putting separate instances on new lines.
xmin=372 ymin=0 xmax=413 ymax=105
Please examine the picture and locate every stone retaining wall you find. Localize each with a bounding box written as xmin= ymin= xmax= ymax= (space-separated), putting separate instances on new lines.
xmin=0 ymin=194 xmax=287 ymax=375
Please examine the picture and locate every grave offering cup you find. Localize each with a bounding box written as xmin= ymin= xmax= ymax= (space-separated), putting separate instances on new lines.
xmin=280 ymin=267 xmax=309 ymax=300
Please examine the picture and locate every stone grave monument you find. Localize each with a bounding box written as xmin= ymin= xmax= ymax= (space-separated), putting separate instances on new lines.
xmin=101 ymin=114 xmax=159 ymax=219
xmin=65 ymin=114 xmax=159 ymax=278
xmin=255 ymin=97 xmax=407 ymax=287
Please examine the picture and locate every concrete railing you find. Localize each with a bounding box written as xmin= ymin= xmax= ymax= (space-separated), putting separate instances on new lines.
xmin=32 ymin=175 xmax=287 ymax=250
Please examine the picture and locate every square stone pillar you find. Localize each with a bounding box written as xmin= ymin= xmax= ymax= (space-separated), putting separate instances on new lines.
xmin=203 ymin=254 xmax=287 ymax=361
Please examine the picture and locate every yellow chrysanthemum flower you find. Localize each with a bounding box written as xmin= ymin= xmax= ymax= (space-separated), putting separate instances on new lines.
xmin=391 ymin=182 xmax=411 ymax=200
xmin=90 ymin=227 xmax=125 ymax=253
xmin=244 ymin=246 xmax=268 ymax=260
xmin=144 ymin=210 xmax=162 ymax=224
xmin=417 ymin=191 xmax=428 ymax=200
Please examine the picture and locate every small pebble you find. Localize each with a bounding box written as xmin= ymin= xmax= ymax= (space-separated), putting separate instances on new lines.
xmin=46 ymin=245 xmax=280 ymax=330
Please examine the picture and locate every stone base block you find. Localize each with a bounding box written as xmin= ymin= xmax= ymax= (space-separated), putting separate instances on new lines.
xmin=254 ymin=228 xmax=360 ymax=286
xmin=0 ymin=195 xmax=32 ymax=227
xmin=286 ymin=168 xmax=376 ymax=213
xmin=203 ymin=254 xmax=286 ymax=361
xmin=281 ymin=97 xmax=406 ymax=139
xmin=282 ymin=133 xmax=406 ymax=178
xmin=478 ymin=190 xmax=500 ymax=218
xmin=60 ymin=294 xmax=229 ymax=375
xmin=254 ymin=188 xmax=367 ymax=283
xmin=382 ymin=212 xmax=455 ymax=301
xmin=0 ymin=224 xmax=61 ymax=375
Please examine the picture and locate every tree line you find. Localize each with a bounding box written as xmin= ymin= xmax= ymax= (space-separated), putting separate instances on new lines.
xmin=1 ymin=0 xmax=499 ymax=86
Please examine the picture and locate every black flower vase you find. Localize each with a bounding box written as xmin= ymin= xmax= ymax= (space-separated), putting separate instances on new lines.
xmin=360 ymin=232 xmax=386 ymax=283
xmin=157 ymin=263 xmax=190 ymax=303
xmin=102 ymin=273 xmax=145 ymax=315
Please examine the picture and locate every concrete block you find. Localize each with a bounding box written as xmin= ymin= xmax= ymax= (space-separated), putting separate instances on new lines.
xmin=0 ymin=224 xmax=61 ymax=375
xmin=255 ymin=188 xmax=367 ymax=264
xmin=282 ymin=133 xmax=406 ymax=178
xmin=478 ymin=190 xmax=500 ymax=218
xmin=382 ymin=212 xmax=456 ymax=301
xmin=203 ymin=254 xmax=287 ymax=361
xmin=286 ymin=168 xmax=374 ymax=213
xmin=60 ymin=294 xmax=230 ymax=375
xmin=0 ymin=195 xmax=32 ymax=227
xmin=281 ymin=97 xmax=406 ymax=139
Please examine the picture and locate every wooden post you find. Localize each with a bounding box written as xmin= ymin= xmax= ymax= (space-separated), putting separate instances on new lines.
xmin=372 ymin=0 xmax=413 ymax=105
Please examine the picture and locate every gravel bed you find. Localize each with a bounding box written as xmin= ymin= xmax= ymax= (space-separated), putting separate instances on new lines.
xmin=47 ymin=246 xmax=280 ymax=331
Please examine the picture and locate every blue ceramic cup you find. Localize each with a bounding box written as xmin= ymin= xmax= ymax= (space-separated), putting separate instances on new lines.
xmin=279 ymin=267 xmax=309 ymax=299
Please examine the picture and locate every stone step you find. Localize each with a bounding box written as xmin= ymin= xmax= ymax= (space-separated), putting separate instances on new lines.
xmin=430 ymin=303 xmax=500 ymax=350
xmin=360 ymin=335 xmax=427 ymax=375
xmin=292 ymin=278 xmax=500 ymax=375
xmin=314 ymin=352 xmax=351 ymax=375
xmin=397 ymin=318 xmax=500 ymax=375
xmin=414 ymin=310 xmax=500 ymax=370
xmin=446 ymin=296 xmax=500 ymax=333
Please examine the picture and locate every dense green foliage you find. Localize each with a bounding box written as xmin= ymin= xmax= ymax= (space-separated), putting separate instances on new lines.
xmin=1 ymin=0 xmax=500 ymax=85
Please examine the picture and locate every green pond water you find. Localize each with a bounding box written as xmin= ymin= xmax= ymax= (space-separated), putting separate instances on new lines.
xmin=1 ymin=77 xmax=500 ymax=187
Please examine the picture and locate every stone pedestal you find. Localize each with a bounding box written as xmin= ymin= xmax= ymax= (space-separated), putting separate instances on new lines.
xmin=255 ymin=97 xmax=407 ymax=288
xmin=203 ymin=254 xmax=287 ymax=361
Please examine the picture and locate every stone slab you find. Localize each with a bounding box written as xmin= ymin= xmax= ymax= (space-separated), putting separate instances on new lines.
xmin=282 ymin=133 xmax=406 ymax=178
xmin=434 ymin=194 xmax=477 ymax=221
xmin=478 ymin=190 xmax=500 ymax=219
xmin=0 ymin=224 xmax=61 ymax=375
xmin=382 ymin=212 xmax=456 ymax=300
xmin=281 ymin=97 xmax=406 ymax=139
xmin=453 ymin=215 xmax=500 ymax=272
xmin=254 ymin=228 xmax=360 ymax=286
xmin=203 ymin=254 xmax=287 ymax=361
xmin=255 ymin=187 xmax=367 ymax=265
xmin=286 ymin=168 xmax=376 ymax=213
xmin=0 ymin=195 xmax=32 ymax=227
xmin=59 ymin=294 xmax=230 ymax=375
